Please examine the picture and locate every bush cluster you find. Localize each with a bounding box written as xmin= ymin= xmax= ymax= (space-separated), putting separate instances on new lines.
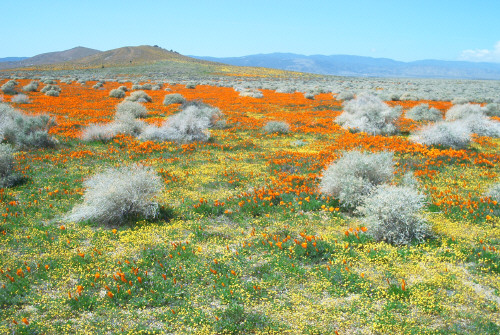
xmin=81 ymin=101 xmax=147 ymax=142
xmin=0 ymin=103 xmax=57 ymax=149
xmin=319 ymin=150 xmax=394 ymax=208
xmin=140 ymin=103 xmax=220 ymax=143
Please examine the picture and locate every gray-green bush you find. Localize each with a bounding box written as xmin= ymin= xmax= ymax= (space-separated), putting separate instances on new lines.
xmin=140 ymin=103 xmax=221 ymax=143
xmin=11 ymin=94 xmax=30 ymax=104
xmin=163 ymin=93 xmax=186 ymax=106
xmin=319 ymin=150 xmax=394 ymax=208
xmin=484 ymin=182 xmax=500 ymax=203
xmin=359 ymin=184 xmax=430 ymax=245
xmin=335 ymin=93 xmax=401 ymax=135
xmin=0 ymin=103 xmax=57 ymax=149
xmin=0 ymin=144 xmax=23 ymax=188
xmin=22 ymin=81 xmax=39 ymax=92
xmin=262 ymin=121 xmax=290 ymax=134
xmin=1 ymin=80 xmax=17 ymax=95
xmin=405 ymin=103 xmax=442 ymax=121
xmin=116 ymin=101 xmax=148 ymax=119
xmin=125 ymin=90 xmax=152 ymax=103
xmin=410 ymin=121 xmax=471 ymax=149
xmin=64 ymin=164 xmax=162 ymax=225
xmin=445 ymin=103 xmax=483 ymax=121
xmin=109 ymin=88 xmax=126 ymax=98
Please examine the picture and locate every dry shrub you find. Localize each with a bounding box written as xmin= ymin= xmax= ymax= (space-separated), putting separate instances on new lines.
xmin=65 ymin=164 xmax=162 ymax=225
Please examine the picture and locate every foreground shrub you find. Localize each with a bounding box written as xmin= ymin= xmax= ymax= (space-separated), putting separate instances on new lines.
xmin=335 ymin=93 xmax=401 ymax=135
xmin=445 ymin=103 xmax=483 ymax=121
xmin=163 ymin=93 xmax=185 ymax=106
xmin=0 ymin=144 xmax=23 ymax=188
xmin=125 ymin=90 xmax=152 ymax=102
xmin=109 ymin=88 xmax=125 ymax=98
xmin=410 ymin=121 xmax=471 ymax=149
xmin=359 ymin=185 xmax=430 ymax=245
xmin=319 ymin=150 xmax=394 ymax=208
xmin=115 ymin=101 xmax=147 ymax=119
xmin=262 ymin=121 xmax=290 ymax=134
xmin=1 ymin=80 xmax=17 ymax=95
xmin=65 ymin=164 xmax=162 ymax=225
xmin=405 ymin=103 xmax=442 ymax=121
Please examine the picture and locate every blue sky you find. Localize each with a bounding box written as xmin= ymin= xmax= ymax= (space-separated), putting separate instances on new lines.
xmin=2 ymin=0 xmax=500 ymax=62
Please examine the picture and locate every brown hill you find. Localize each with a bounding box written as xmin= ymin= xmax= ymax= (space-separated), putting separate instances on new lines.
xmin=0 ymin=47 xmax=101 ymax=69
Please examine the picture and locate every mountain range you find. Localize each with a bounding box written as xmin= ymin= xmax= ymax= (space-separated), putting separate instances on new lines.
xmin=2 ymin=46 xmax=500 ymax=80
xmin=192 ymin=53 xmax=500 ymax=80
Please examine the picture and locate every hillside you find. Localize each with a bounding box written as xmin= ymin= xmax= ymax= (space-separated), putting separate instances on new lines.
xmin=3 ymin=45 xmax=311 ymax=78
xmin=67 ymin=45 xmax=216 ymax=68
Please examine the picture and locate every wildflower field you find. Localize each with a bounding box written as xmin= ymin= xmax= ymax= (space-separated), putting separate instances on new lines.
xmin=0 ymin=77 xmax=499 ymax=334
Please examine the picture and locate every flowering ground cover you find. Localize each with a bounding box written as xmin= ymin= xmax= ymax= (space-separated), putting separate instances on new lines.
xmin=0 ymin=79 xmax=499 ymax=334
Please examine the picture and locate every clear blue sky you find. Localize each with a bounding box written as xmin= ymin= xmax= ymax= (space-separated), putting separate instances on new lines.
xmin=2 ymin=0 xmax=500 ymax=62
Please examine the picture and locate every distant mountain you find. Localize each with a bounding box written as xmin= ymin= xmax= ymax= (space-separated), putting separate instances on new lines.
xmin=0 ymin=57 xmax=28 ymax=63
xmin=0 ymin=47 xmax=101 ymax=69
xmin=192 ymin=53 xmax=500 ymax=80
